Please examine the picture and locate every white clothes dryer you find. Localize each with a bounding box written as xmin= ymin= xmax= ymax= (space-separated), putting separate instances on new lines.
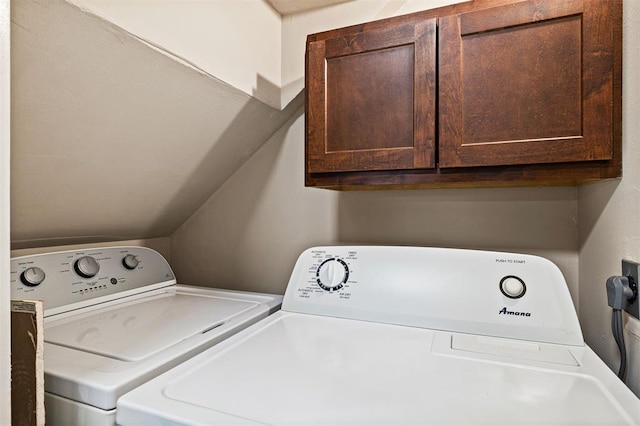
xmin=118 ymin=246 xmax=640 ymax=425
xmin=10 ymin=246 xmax=282 ymax=425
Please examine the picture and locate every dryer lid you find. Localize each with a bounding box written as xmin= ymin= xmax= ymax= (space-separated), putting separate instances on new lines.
xmin=118 ymin=312 xmax=639 ymax=426
xmin=45 ymin=290 xmax=261 ymax=361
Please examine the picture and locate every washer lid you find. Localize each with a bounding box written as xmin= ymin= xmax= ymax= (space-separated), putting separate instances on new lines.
xmin=45 ymin=290 xmax=259 ymax=361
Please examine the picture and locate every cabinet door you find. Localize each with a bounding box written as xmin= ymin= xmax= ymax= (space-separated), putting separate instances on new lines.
xmin=439 ymin=0 xmax=614 ymax=168
xmin=306 ymin=20 xmax=436 ymax=173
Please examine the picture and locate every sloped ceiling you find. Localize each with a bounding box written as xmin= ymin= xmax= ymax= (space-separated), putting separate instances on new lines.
xmin=10 ymin=0 xmax=303 ymax=249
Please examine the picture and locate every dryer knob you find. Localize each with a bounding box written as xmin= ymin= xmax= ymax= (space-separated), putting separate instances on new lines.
xmin=122 ymin=254 xmax=139 ymax=270
xmin=74 ymin=256 xmax=100 ymax=278
xmin=20 ymin=267 xmax=46 ymax=287
xmin=316 ymin=258 xmax=349 ymax=292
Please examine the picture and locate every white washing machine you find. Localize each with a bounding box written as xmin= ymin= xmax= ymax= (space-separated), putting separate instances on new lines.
xmin=118 ymin=246 xmax=640 ymax=425
xmin=9 ymin=246 xmax=282 ymax=425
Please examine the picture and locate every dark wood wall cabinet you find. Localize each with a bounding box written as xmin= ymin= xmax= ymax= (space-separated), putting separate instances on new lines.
xmin=305 ymin=0 xmax=622 ymax=190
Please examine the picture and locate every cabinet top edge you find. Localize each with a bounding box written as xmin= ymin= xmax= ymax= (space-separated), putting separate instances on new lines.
xmin=307 ymin=0 xmax=520 ymax=42
xmin=306 ymin=0 xmax=621 ymax=43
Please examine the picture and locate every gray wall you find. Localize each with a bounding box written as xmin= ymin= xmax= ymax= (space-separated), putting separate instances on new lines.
xmin=171 ymin=109 xmax=580 ymax=304
xmin=577 ymin=1 xmax=640 ymax=396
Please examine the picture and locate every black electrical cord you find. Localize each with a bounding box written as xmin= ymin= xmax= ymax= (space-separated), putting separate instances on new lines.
xmin=611 ymin=308 xmax=626 ymax=380
xmin=606 ymin=274 xmax=637 ymax=381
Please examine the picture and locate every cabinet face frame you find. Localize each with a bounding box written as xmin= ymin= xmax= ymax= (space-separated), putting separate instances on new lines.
xmin=438 ymin=0 xmax=614 ymax=168
xmin=306 ymin=20 xmax=437 ymax=174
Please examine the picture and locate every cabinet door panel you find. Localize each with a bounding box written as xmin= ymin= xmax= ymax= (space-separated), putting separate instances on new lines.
xmin=439 ymin=0 xmax=613 ymax=168
xmin=327 ymin=44 xmax=414 ymax=152
xmin=307 ymin=20 xmax=436 ymax=173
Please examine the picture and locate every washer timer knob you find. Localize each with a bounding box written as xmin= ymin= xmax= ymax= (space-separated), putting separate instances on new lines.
xmin=74 ymin=256 xmax=100 ymax=278
xmin=20 ymin=267 xmax=46 ymax=287
xmin=122 ymin=254 xmax=139 ymax=270
xmin=500 ymin=276 xmax=526 ymax=299
xmin=316 ymin=258 xmax=349 ymax=292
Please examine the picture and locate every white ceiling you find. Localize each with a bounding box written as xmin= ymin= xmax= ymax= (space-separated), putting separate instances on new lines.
xmin=265 ymin=0 xmax=353 ymax=15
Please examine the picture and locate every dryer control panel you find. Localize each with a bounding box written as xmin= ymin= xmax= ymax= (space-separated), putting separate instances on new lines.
xmin=283 ymin=246 xmax=583 ymax=346
xmin=294 ymin=248 xmax=359 ymax=300
xmin=10 ymin=246 xmax=176 ymax=317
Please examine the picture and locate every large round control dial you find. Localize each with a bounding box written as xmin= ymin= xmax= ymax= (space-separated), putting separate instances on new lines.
xmin=74 ymin=256 xmax=100 ymax=278
xmin=20 ymin=267 xmax=46 ymax=287
xmin=122 ymin=254 xmax=139 ymax=270
xmin=500 ymin=275 xmax=526 ymax=299
xmin=316 ymin=258 xmax=349 ymax=292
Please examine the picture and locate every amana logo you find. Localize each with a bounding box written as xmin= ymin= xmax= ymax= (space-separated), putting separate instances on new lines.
xmin=498 ymin=307 xmax=532 ymax=317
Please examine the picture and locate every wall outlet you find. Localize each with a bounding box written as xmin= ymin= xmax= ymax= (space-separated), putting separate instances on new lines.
xmin=622 ymin=260 xmax=640 ymax=320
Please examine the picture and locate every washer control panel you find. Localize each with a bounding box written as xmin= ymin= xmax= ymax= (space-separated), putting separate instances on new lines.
xmin=10 ymin=246 xmax=176 ymax=316
xmin=282 ymin=246 xmax=583 ymax=346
